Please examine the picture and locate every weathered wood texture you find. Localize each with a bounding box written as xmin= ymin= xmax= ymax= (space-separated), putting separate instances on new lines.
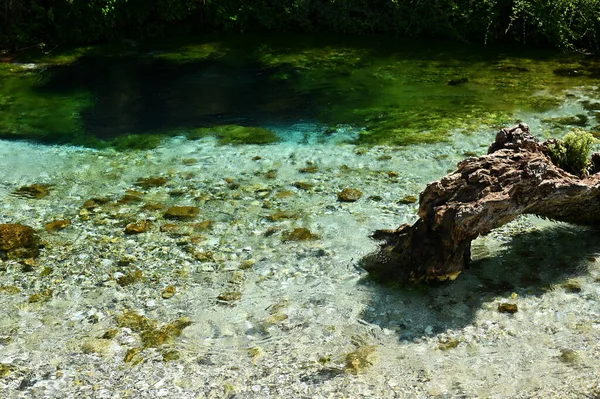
xmin=365 ymin=124 xmax=600 ymax=282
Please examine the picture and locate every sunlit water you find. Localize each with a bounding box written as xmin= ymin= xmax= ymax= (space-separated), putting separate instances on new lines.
xmin=1 ymin=36 xmax=600 ymax=398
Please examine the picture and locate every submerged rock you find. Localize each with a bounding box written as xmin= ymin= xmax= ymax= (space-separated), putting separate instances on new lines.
xmin=124 ymin=220 xmax=152 ymax=234
xmin=164 ymin=206 xmax=200 ymax=220
xmin=82 ymin=197 xmax=111 ymax=210
xmin=0 ymin=224 xmax=40 ymax=259
xmin=293 ymin=181 xmax=314 ymax=191
xmin=497 ymin=303 xmax=518 ymax=314
xmin=11 ymin=184 xmax=52 ymax=199
xmin=337 ymin=188 xmax=363 ymax=202
xmin=398 ymin=195 xmax=418 ymax=204
xmin=44 ymin=219 xmax=71 ymax=232
xmin=134 ymin=176 xmax=169 ymax=189
xmin=218 ymin=291 xmax=242 ymax=302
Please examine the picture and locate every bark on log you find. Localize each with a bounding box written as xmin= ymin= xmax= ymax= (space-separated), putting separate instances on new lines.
xmin=365 ymin=123 xmax=600 ymax=282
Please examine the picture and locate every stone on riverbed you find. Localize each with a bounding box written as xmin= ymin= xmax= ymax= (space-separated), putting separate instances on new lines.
xmin=164 ymin=206 xmax=200 ymax=220
xmin=337 ymin=188 xmax=363 ymax=202
xmin=0 ymin=224 xmax=40 ymax=259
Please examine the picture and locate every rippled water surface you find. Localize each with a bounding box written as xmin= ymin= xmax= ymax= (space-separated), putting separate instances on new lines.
xmin=1 ymin=36 xmax=600 ymax=398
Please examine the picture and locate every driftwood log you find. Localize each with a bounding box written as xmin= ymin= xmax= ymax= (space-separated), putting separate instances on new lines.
xmin=365 ymin=123 xmax=600 ymax=282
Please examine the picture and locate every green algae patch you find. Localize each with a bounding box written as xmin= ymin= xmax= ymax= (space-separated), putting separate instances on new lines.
xmin=187 ymin=125 xmax=279 ymax=145
xmin=0 ymin=363 xmax=14 ymax=378
xmin=150 ymin=42 xmax=229 ymax=63
xmin=4 ymin=35 xmax=600 ymax=148
xmin=117 ymin=310 xmax=192 ymax=348
xmin=344 ymin=345 xmax=377 ymax=374
xmin=282 ymin=228 xmax=320 ymax=242
xmin=107 ymin=134 xmax=167 ymax=151
xmin=0 ymin=63 xmax=91 ymax=145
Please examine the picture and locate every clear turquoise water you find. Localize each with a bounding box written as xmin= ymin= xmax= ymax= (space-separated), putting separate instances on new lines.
xmin=0 ymin=36 xmax=600 ymax=398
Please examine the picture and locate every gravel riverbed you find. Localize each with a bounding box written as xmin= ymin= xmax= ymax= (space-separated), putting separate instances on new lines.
xmin=1 ymin=128 xmax=599 ymax=398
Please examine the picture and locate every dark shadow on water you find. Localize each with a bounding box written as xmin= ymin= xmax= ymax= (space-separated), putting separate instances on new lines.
xmin=37 ymin=56 xmax=323 ymax=139
xmin=359 ymin=222 xmax=600 ymax=342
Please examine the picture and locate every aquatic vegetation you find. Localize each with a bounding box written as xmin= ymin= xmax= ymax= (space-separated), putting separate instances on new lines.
xmin=161 ymin=285 xmax=176 ymax=299
xmin=3 ymin=36 xmax=600 ymax=149
xmin=0 ymin=224 xmax=40 ymax=260
xmin=437 ymin=338 xmax=460 ymax=351
xmin=247 ymin=346 xmax=262 ymax=365
xmin=266 ymin=210 xmax=301 ymax=222
xmin=117 ymin=310 xmax=191 ymax=348
xmin=0 ymin=363 xmax=13 ymax=378
xmin=11 ymin=184 xmax=52 ymax=199
xmin=282 ymin=228 xmax=320 ymax=242
xmin=107 ymin=134 xmax=166 ymax=151
xmin=218 ymin=291 xmax=242 ymax=302
xmin=80 ymin=339 xmax=112 ymax=355
xmin=344 ymin=345 xmax=376 ymax=374
xmin=0 ymin=286 xmax=21 ymax=294
xmin=547 ymin=129 xmax=596 ymax=175
xmin=124 ymin=347 xmax=144 ymax=364
xmin=559 ymin=348 xmax=579 ymax=364
xmin=27 ymin=289 xmax=53 ymax=303
xmin=116 ymin=269 xmax=144 ymax=287
xmin=162 ymin=350 xmax=181 ymax=362
xmin=187 ymin=125 xmax=280 ymax=145
xmin=150 ymin=42 xmax=228 ymax=63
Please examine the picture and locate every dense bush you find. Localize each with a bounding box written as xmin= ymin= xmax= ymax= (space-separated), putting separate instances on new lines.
xmin=1 ymin=0 xmax=600 ymax=52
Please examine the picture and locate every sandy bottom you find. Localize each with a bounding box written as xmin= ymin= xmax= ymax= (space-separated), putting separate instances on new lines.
xmin=0 ymin=126 xmax=599 ymax=398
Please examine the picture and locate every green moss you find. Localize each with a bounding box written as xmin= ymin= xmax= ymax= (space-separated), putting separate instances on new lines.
xmin=116 ymin=310 xmax=191 ymax=348
xmin=0 ymin=285 xmax=21 ymax=294
xmin=28 ymin=289 xmax=53 ymax=303
xmin=344 ymin=345 xmax=376 ymax=374
xmin=108 ymin=134 xmax=166 ymax=151
xmin=547 ymin=129 xmax=596 ymax=176
xmin=0 ymin=64 xmax=91 ymax=145
xmin=282 ymin=228 xmax=320 ymax=242
xmin=116 ymin=269 xmax=144 ymax=287
xmin=0 ymin=363 xmax=14 ymax=378
xmin=4 ymin=36 xmax=600 ymax=148
xmin=150 ymin=42 xmax=228 ymax=63
xmin=187 ymin=125 xmax=279 ymax=145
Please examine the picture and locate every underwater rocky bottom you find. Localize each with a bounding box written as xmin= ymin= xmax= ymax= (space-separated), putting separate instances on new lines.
xmin=0 ymin=126 xmax=599 ymax=398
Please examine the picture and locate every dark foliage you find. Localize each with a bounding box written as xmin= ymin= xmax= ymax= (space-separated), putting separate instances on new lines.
xmin=2 ymin=1 xmax=600 ymax=52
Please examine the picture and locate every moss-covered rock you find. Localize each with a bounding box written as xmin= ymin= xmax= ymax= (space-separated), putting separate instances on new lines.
xmin=337 ymin=188 xmax=363 ymax=202
xmin=0 ymin=224 xmax=40 ymax=259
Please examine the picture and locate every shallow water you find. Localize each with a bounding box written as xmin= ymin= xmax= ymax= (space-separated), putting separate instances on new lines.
xmin=1 ymin=36 xmax=600 ymax=398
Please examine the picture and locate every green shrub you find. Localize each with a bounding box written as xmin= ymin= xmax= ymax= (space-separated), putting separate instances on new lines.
xmin=547 ymin=129 xmax=596 ymax=175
